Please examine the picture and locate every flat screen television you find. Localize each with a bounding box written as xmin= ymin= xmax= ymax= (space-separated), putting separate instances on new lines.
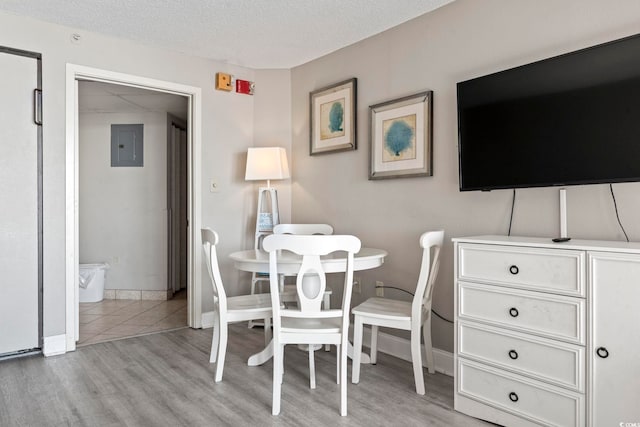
xmin=457 ymin=33 xmax=640 ymax=191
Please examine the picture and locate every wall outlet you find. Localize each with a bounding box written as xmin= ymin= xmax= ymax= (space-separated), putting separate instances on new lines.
xmin=376 ymin=281 xmax=384 ymax=297
xmin=353 ymin=278 xmax=361 ymax=294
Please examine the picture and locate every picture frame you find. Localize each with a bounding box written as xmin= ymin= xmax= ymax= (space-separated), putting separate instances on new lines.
xmin=310 ymin=78 xmax=357 ymax=155
xmin=369 ymin=91 xmax=433 ymax=180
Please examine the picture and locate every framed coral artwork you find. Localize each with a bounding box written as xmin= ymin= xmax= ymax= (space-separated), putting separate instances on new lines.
xmin=309 ymin=78 xmax=357 ymax=155
xmin=369 ymin=90 xmax=433 ymax=180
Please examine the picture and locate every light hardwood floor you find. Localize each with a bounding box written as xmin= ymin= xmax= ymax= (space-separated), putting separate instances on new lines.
xmin=0 ymin=324 xmax=491 ymax=426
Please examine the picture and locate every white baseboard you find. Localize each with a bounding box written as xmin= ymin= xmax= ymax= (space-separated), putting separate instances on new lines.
xmin=201 ymin=310 xmax=215 ymax=329
xmin=43 ymin=334 xmax=67 ymax=357
xmin=103 ymin=289 xmax=172 ymax=301
xmin=200 ymin=310 xmax=453 ymax=376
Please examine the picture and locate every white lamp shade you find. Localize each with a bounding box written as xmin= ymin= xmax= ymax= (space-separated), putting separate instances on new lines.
xmin=245 ymin=147 xmax=290 ymax=181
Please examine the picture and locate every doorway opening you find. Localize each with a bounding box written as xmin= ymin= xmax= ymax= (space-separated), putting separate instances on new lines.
xmin=76 ymin=81 xmax=190 ymax=346
xmin=66 ymin=65 xmax=203 ymax=352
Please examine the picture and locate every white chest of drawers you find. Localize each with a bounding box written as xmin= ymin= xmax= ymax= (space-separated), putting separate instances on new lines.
xmin=453 ymin=236 xmax=640 ymax=427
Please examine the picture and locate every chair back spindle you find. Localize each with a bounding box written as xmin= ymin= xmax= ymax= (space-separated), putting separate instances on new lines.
xmin=295 ymin=257 xmax=326 ymax=312
xmin=201 ymin=228 xmax=227 ymax=311
xmin=411 ymin=230 xmax=444 ymax=322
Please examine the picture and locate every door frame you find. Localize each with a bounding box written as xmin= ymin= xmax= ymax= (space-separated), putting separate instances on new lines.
xmin=65 ymin=64 xmax=203 ymax=352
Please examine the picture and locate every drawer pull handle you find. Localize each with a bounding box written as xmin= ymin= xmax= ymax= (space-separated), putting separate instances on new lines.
xmin=509 ymin=392 xmax=519 ymax=402
xmin=508 ymin=349 xmax=519 ymax=360
xmin=509 ymin=265 xmax=519 ymax=275
xmin=509 ymin=307 xmax=519 ymax=317
xmin=596 ymin=347 xmax=609 ymax=359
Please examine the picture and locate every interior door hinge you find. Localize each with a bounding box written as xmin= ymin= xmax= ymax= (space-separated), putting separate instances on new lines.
xmin=33 ymin=89 xmax=42 ymax=126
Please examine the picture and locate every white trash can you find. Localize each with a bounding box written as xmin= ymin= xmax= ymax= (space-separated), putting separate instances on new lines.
xmin=79 ymin=263 xmax=109 ymax=303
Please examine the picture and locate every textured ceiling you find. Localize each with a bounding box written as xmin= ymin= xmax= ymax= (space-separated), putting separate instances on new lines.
xmin=79 ymin=81 xmax=188 ymax=120
xmin=0 ymin=0 xmax=454 ymax=69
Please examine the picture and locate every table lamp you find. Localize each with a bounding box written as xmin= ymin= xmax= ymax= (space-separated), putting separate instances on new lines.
xmin=245 ymin=147 xmax=290 ymax=233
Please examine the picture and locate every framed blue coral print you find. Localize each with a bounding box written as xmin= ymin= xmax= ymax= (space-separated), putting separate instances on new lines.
xmin=369 ymin=91 xmax=433 ymax=180
xmin=310 ymin=78 xmax=357 ymax=155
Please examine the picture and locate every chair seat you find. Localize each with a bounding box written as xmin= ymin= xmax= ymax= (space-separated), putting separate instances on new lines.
xmin=352 ymin=297 xmax=412 ymax=321
xmin=281 ymin=317 xmax=341 ymax=333
xmin=227 ymin=293 xmax=272 ymax=312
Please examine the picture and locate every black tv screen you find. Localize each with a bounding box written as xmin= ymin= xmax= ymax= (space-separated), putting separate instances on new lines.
xmin=457 ymin=33 xmax=640 ymax=191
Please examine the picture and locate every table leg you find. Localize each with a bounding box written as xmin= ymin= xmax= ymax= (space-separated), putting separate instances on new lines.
xmin=347 ymin=341 xmax=371 ymax=364
xmin=248 ymin=339 xmax=274 ymax=366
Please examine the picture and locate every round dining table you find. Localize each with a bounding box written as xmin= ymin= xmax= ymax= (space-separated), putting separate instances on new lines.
xmin=229 ymin=247 xmax=387 ymax=366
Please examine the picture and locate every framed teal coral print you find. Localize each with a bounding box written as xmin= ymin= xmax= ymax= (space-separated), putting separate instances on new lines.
xmin=369 ymin=91 xmax=433 ymax=180
xmin=310 ymin=78 xmax=357 ymax=155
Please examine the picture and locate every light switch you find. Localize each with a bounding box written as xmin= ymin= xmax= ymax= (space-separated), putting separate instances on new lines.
xmin=210 ymin=179 xmax=219 ymax=193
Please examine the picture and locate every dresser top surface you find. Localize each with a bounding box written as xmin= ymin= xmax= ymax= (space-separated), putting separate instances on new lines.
xmin=453 ymin=235 xmax=640 ymax=253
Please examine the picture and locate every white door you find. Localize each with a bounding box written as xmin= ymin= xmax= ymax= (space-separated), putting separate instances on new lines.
xmin=589 ymin=252 xmax=640 ymax=426
xmin=0 ymin=49 xmax=40 ymax=355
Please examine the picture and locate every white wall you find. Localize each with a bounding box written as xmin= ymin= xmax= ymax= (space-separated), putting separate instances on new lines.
xmin=211 ymin=69 xmax=295 ymax=292
xmin=79 ymin=112 xmax=167 ymax=291
xmin=0 ymin=11 xmax=264 ymax=337
xmin=251 ymin=69 xmax=293 ymax=233
xmin=290 ymin=0 xmax=640 ymax=352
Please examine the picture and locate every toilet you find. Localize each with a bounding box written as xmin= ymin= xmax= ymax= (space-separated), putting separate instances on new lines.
xmin=79 ymin=263 xmax=109 ymax=303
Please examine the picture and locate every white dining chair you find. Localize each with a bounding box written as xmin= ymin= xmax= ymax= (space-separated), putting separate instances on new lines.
xmin=274 ymin=223 xmax=333 ymax=351
xmin=249 ymin=224 xmax=334 ymax=329
xmin=351 ymin=230 xmax=444 ymax=395
xmin=263 ymin=234 xmax=361 ymax=416
xmin=201 ymin=228 xmax=272 ymax=382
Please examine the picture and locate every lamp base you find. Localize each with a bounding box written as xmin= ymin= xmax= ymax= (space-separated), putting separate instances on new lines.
xmin=256 ymin=187 xmax=279 ymax=233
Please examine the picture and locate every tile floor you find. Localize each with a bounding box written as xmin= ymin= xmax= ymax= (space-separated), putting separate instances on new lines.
xmin=78 ymin=290 xmax=187 ymax=346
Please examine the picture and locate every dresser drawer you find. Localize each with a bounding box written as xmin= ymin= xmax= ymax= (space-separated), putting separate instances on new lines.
xmin=458 ymin=282 xmax=585 ymax=344
xmin=458 ymin=244 xmax=585 ymax=297
xmin=458 ymin=359 xmax=584 ymax=427
xmin=458 ymin=321 xmax=585 ymax=391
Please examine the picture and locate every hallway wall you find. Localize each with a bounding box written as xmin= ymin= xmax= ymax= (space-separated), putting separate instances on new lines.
xmin=79 ymin=111 xmax=167 ymax=292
